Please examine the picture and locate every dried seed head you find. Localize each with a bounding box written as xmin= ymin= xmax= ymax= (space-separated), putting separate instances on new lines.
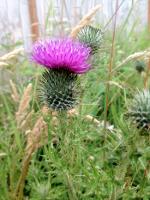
xmin=9 ymin=80 xmax=19 ymax=102
xmin=16 ymin=83 xmax=32 ymax=126
xmin=70 ymin=4 xmax=101 ymax=38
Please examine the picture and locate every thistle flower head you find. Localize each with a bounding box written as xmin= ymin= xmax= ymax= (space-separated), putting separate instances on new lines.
xmin=32 ymin=38 xmax=91 ymax=74
xmin=77 ymin=25 xmax=103 ymax=54
xmin=128 ymin=90 xmax=150 ymax=130
xmin=39 ymin=69 xmax=79 ymax=111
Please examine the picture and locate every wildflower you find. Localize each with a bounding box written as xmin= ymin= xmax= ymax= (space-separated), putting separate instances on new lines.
xmin=32 ymin=38 xmax=91 ymax=74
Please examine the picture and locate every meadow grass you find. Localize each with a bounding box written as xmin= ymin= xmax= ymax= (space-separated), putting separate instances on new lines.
xmin=0 ymin=12 xmax=150 ymax=200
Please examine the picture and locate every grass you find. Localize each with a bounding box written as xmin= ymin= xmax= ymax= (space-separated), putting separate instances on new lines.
xmin=0 ymin=9 xmax=150 ymax=200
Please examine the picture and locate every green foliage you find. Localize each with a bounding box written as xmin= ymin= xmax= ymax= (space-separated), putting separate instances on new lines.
xmin=0 ymin=25 xmax=150 ymax=200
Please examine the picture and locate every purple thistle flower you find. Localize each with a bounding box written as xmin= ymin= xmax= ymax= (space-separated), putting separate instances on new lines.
xmin=32 ymin=38 xmax=91 ymax=74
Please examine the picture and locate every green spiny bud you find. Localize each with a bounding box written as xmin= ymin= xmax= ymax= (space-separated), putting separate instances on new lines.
xmin=39 ymin=69 xmax=79 ymax=111
xmin=135 ymin=60 xmax=146 ymax=73
xmin=77 ymin=25 xmax=103 ymax=55
xmin=128 ymin=90 xmax=150 ymax=130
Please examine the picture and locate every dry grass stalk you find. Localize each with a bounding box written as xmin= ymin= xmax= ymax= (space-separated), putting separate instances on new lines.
xmin=115 ymin=49 xmax=150 ymax=88
xmin=70 ymin=4 xmax=101 ymax=38
xmin=26 ymin=116 xmax=47 ymax=151
xmin=41 ymin=105 xmax=49 ymax=114
xmin=67 ymin=109 xmax=103 ymax=127
xmin=14 ymin=151 xmax=33 ymax=200
xmin=0 ymin=47 xmax=24 ymax=62
xmin=67 ymin=108 xmax=78 ymax=117
xmin=84 ymin=115 xmax=101 ymax=126
xmin=15 ymin=116 xmax=47 ymax=200
xmin=144 ymin=59 xmax=150 ymax=88
xmin=116 ymin=49 xmax=150 ymax=69
xmin=16 ymin=83 xmax=32 ymax=126
xmin=41 ymin=106 xmax=59 ymax=127
xmin=0 ymin=61 xmax=9 ymax=67
xmin=20 ymin=110 xmax=34 ymax=130
xmin=9 ymin=80 xmax=19 ymax=103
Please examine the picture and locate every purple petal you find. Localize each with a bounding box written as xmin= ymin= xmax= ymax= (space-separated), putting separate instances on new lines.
xmin=31 ymin=38 xmax=91 ymax=74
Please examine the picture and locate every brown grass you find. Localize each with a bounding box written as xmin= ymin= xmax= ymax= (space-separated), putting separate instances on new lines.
xmin=0 ymin=48 xmax=24 ymax=62
xmin=14 ymin=116 xmax=47 ymax=200
xmin=70 ymin=4 xmax=101 ymax=38
xmin=9 ymin=80 xmax=19 ymax=103
xmin=115 ymin=49 xmax=150 ymax=69
xmin=16 ymin=83 xmax=32 ymax=127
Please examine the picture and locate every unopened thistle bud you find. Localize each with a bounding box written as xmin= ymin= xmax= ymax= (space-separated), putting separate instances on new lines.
xmin=135 ymin=60 xmax=146 ymax=74
xmin=128 ymin=90 xmax=150 ymax=130
xmin=39 ymin=69 xmax=78 ymax=111
xmin=77 ymin=25 xmax=103 ymax=54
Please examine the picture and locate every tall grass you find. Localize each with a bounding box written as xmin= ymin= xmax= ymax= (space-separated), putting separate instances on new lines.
xmin=0 ymin=1 xmax=150 ymax=200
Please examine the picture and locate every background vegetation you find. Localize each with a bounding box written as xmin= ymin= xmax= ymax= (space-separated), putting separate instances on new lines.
xmin=0 ymin=1 xmax=150 ymax=200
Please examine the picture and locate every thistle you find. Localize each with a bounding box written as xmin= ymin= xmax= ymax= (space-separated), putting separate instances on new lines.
xmin=39 ymin=69 xmax=78 ymax=111
xmin=77 ymin=25 xmax=103 ymax=54
xmin=128 ymin=90 xmax=150 ymax=130
xmin=32 ymin=38 xmax=91 ymax=111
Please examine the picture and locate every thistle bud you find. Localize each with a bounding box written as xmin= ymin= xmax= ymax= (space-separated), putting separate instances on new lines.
xmin=77 ymin=25 xmax=103 ymax=54
xmin=128 ymin=90 xmax=150 ymax=130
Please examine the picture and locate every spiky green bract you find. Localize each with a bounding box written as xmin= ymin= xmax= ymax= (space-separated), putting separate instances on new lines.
xmin=128 ymin=90 xmax=150 ymax=130
xmin=135 ymin=60 xmax=146 ymax=73
xmin=39 ymin=69 xmax=79 ymax=111
xmin=77 ymin=25 xmax=103 ymax=55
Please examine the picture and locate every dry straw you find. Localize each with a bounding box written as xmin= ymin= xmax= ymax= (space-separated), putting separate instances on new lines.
xmin=0 ymin=61 xmax=9 ymax=67
xmin=9 ymin=80 xmax=19 ymax=103
xmin=16 ymin=83 xmax=32 ymax=126
xmin=15 ymin=116 xmax=47 ymax=200
xmin=114 ymin=49 xmax=150 ymax=88
xmin=70 ymin=4 xmax=101 ymax=38
xmin=0 ymin=47 xmax=24 ymax=68
xmin=0 ymin=47 xmax=24 ymax=62
xmin=116 ymin=49 xmax=150 ymax=69
xmin=84 ymin=115 xmax=101 ymax=126
xmin=26 ymin=116 xmax=47 ymax=153
xmin=20 ymin=110 xmax=34 ymax=130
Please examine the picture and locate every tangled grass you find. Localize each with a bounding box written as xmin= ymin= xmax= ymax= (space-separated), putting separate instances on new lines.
xmin=0 ymin=4 xmax=150 ymax=200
